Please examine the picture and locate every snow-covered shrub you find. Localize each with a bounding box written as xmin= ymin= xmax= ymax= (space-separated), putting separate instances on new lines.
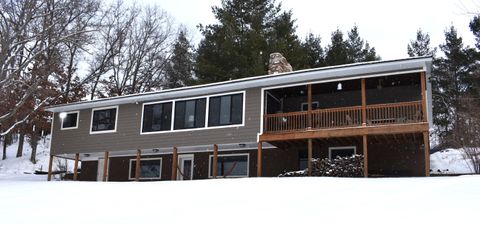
xmin=279 ymin=154 xmax=364 ymax=177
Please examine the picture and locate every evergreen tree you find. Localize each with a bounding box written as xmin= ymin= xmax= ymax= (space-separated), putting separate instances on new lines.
xmin=300 ymin=33 xmax=324 ymax=68
xmin=165 ymin=31 xmax=195 ymax=89
xmin=345 ymin=26 xmax=379 ymax=63
xmin=407 ymin=29 xmax=436 ymax=57
xmin=325 ymin=29 xmax=349 ymax=66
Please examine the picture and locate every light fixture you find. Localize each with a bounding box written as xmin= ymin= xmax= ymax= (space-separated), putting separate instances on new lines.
xmin=59 ymin=112 xmax=67 ymax=119
xmin=152 ymin=148 xmax=160 ymax=153
xmin=337 ymin=82 xmax=342 ymax=90
xmin=84 ymin=153 xmax=90 ymax=157
xmin=238 ymin=143 xmax=246 ymax=148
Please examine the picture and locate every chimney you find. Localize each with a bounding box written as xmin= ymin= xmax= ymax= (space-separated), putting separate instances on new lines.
xmin=268 ymin=52 xmax=293 ymax=75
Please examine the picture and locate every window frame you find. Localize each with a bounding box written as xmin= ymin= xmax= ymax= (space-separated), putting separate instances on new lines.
xmin=139 ymin=91 xmax=245 ymax=135
xmin=328 ymin=146 xmax=357 ymax=160
xmin=140 ymin=100 xmax=174 ymax=134
xmin=128 ymin=157 xmax=163 ymax=180
xmin=90 ymin=106 xmax=119 ymax=134
xmin=174 ymin=97 xmax=207 ymax=130
xmin=301 ymin=101 xmax=320 ymax=111
xmin=208 ymin=153 xmax=249 ymax=178
xmin=208 ymin=93 xmax=244 ymax=127
xmin=60 ymin=111 xmax=79 ymax=130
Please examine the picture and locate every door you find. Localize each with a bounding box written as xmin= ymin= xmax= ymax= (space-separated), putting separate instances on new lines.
xmin=177 ymin=154 xmax=194 ymax=180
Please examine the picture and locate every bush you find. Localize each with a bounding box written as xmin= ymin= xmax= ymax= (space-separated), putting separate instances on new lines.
xmin=279 ymin=154 xmax=364 ymax=177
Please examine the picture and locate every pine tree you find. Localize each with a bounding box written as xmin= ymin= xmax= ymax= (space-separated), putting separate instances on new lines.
xmin=300 ymin=33 xmax=324 ymax=68
xmin=407 ymin=29 xmax=436 ymax=57
xmin=325 ymin=29 xmax=349 ymax=66
xmin=345 ymin=26 xmax=379 ymax=63
xmin=165 ymin=31 xmax=195 ymax=89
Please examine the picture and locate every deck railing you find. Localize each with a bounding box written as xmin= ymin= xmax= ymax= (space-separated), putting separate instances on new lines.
xmin=263 ymin=101 xmax=423 ymax=134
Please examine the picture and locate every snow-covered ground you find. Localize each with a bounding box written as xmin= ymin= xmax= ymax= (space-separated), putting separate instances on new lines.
xmin=0 ymin=176 xmax=479 ymax=225
xmin=430 ymin=148 xmax=476 ymax=174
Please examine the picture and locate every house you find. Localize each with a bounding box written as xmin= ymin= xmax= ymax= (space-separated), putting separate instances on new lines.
xmin=46 ymin=56 xmax=433 ymax=181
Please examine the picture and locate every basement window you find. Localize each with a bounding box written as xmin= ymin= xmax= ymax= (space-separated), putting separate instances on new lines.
xmin=328 ymin=146 xmax=356 ymax=160
xmin=209 ymin=154 xmax=249 ymax=178
xmin=129 ymin=158 xmax=162 ymax=180
xmin=91 ymin=106 xmax=118 ymax=133
xmin=61 ymin=112 xmax=79 ymax=130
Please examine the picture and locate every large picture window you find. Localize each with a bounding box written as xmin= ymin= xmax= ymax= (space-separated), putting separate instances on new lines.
xmin=208 ymin=93 xmax=243 ymax=127
xmin=142 ymin=102 xmax=172 ymax=133
xmin=61 ymin=112 xmax=79 ymax=130
xmin=174 ymin=98 xmax=206 ymax=130
xmin=91 ymin=107 xmax=117 ymax=133
xmin=209 ymin=154 xmax=249 ymax=177
xmin=129 ymin=158 xmax=162 ymax=180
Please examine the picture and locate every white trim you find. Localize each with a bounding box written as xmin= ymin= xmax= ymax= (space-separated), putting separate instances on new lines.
xmin=128 ymin=157 xmax=163 ymax=180
xmin=60 ymin=111 xmax=80 ymax=130
xmin=177 ymin=154 xmax=194 ymax=180
xmin=258 ymin=69 xmax=426 ymax=137
xmin=140 ymin=91 xmax=246 ymax=135
xmin=328 ymin=146 xmax=357 ymax=160
xmin=90 ymin=105 xmax=119 ymax=134
xmin=208 ymin=153 xmax=249 ymax=178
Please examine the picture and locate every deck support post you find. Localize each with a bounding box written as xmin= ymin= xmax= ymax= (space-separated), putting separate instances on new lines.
xmin=363 ymin=135 xmax=368 ymax=178
xmin=47 ymin=155 xmax=54 ymax=181
xmin=420 ymin=72 xmax=427 ymax=122
xmin=73 ymin=153 xmax=79 ymax=181
xmin=135 ymin=149 xmax=141 ymax=181
xmin=213 ymin=144 xmax=218 ymax=178
xmin=257 ymin=142 xmax=263 ymax=177
xmin=307 ymin=84 xmax=312 ymax=129
xmin=102 ymin=151 xmax=109 ymax=182
xmin=307 ymin=139 xmax=313 ymax=176
xmin=361 ymin=78 xmax=367 ymax=126
xmin=172 ymin=147 xmax=178 ymax=180
xmin=423 ymin=131 xmax=430 ymax=176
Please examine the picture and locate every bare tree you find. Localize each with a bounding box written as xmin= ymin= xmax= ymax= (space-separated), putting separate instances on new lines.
xmin=455 ymin=95 xmax=480 ymax=173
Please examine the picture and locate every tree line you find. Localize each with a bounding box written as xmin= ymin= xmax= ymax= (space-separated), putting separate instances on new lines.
xmin=0 ymin=0 xmax=478 ymax=163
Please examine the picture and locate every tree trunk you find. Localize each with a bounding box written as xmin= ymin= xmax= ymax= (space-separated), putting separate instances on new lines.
xmin=29 ymin=130 xmax=39 ymax=163
xmin=16 ymin=132 xmax=25 ymax=158
xmin=2 ymin=137 xmax=7 ymax=160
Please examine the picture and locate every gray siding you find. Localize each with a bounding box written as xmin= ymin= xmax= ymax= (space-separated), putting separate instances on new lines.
xmin=51 ymin=88 xmax=262 ymax=155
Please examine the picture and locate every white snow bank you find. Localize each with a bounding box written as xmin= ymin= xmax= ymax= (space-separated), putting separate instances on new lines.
xmin=0 ymin=176 xmax=479 ymax=225
xmin=430 ymin=148 xmax=477 ymax=174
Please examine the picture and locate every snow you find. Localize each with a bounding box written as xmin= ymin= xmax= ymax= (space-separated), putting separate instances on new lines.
xmin=430 ymin=148 xmax=476 ymax=174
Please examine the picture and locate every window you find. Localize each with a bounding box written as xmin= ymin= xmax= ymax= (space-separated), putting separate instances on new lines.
xmin=208 ymin=93 xmax=243 ymax=127
xmin=61 ymin=112 xmax=79 ymax=129
xmin=174 ymin=98 xmax=206 ymax=130
xmin=209 ymin=154 xmax=249 ymax=177
xmin=301 ymin=101 xmax=319 ymax=111
xmin=129 ymin=158 xmax=162 ymax=180
xmin=328 ymin=146 xmax=356 ymax=160
xmin=91 ymin=107 xmax=118 ymax=133
xmin=142 ymin=102 xmax=172 ymax=133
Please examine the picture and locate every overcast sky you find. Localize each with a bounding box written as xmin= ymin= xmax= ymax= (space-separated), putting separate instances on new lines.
xmin=141 ymin=0 xmax=478 ymax=60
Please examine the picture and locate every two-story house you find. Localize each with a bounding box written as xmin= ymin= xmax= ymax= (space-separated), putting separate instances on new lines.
xmin=46 ymin=56 xmax=433 ymax=181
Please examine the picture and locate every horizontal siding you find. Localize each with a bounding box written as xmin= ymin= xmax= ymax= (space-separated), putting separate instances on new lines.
xmin=51 ymin=88 xmax=262 ymax=155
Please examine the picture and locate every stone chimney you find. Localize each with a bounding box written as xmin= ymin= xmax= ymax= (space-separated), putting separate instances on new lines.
xmin=268 ymin=52 xmax=293 ymax=75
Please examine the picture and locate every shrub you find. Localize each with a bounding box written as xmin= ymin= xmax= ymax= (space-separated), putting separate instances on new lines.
xmin=279 ymin=154 xmax=364 ymax=177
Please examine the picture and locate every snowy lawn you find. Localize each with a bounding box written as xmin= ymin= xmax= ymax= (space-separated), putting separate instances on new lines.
xmin=0 ymin=176 xmax=479 ymax=225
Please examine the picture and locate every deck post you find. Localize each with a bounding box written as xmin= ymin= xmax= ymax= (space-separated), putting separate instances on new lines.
xmin=135 ymin=149 xmax=141 ymax=181
xmin=257 ymin=142 xmax=262 ymax=177
xmin=73 ymin=153 xmax=79 ymax=181
xmin=172 ymin=147 xmax=178 ymax=180
xmin=363 ymin=135 xmax=368 ymax=177
xmin=361 ymin=78 xmax=367 ymax=126
xmin=47 ymin=155 xmax=54 ymax=181
xmin=307 ymin=84 xmax=312 ymax=129
xmin=102 ymin=151 xmax=109 ymax=182
xmin=307 ymin=139 xmax=313 ymax=176
xmin=213 ymin=144 xmax=218 ymax=178
xmin=420 ymin=72 xmax=427 ymax=122
xmin=423 ymin=131 xmax=430 ymax=176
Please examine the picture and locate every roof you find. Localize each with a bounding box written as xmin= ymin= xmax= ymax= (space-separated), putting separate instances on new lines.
xmin=46 ymin=56 xmax=432 ymax=113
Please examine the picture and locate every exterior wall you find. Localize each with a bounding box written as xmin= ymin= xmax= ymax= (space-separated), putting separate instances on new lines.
xmin=51 ymin=88 xmax=262 ymax=155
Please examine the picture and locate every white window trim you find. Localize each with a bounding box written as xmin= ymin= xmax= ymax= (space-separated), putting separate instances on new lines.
xmin=177 ymin=154 xmax=194 ymax=180
xmin=328 ymin=146 xmax=357 ymax=160
xmin=128 ymin=157 xmax=163 ymax=180
xmin=140 ymin=91 xmax=246 ymax=135
xmin=90 ymin=105 xmax=119 ymax=134
xmin=208 ymin=153 xmax=249 ymax=178
xmin=60 ymin=111 xmax=80 ymax=130
xmin=300 ymin=101 xmax=320 ymax=111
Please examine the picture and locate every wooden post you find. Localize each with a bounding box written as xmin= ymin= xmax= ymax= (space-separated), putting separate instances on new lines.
xmin=47 ymin=155 xmax=54 ymax=181
xmin=102 ymin=151 xmax=109 ymax=182
xmin=363 ymin=135 xmax=368 ymax=178
xmin=171 ymin=147 xmax=178 ymax=180
xmin=423 ymin=131 xmax=430 ymax=176
xmin=307 ymin=84 xmax=312 ymax=129
xmin=307 ymin=139 xmax=313 ymax=176
xmin=73 ymin=153 xmax=79 ymax=181
xmin=135 ymin=149 xmax=141 ymax=181
xmin=361 ymin=78 xmax=367 ymax=126
xmin=213 ymin=144 xmax=218 ymax=178
xmin=257 ymin=142 xmax=262 ymax=177
xmin=420 ymin=72 xmax=427 ymax=122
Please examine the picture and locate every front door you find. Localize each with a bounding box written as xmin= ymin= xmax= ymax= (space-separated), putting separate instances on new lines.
xmin=177 ymin=154 xmax=194 ymax=180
